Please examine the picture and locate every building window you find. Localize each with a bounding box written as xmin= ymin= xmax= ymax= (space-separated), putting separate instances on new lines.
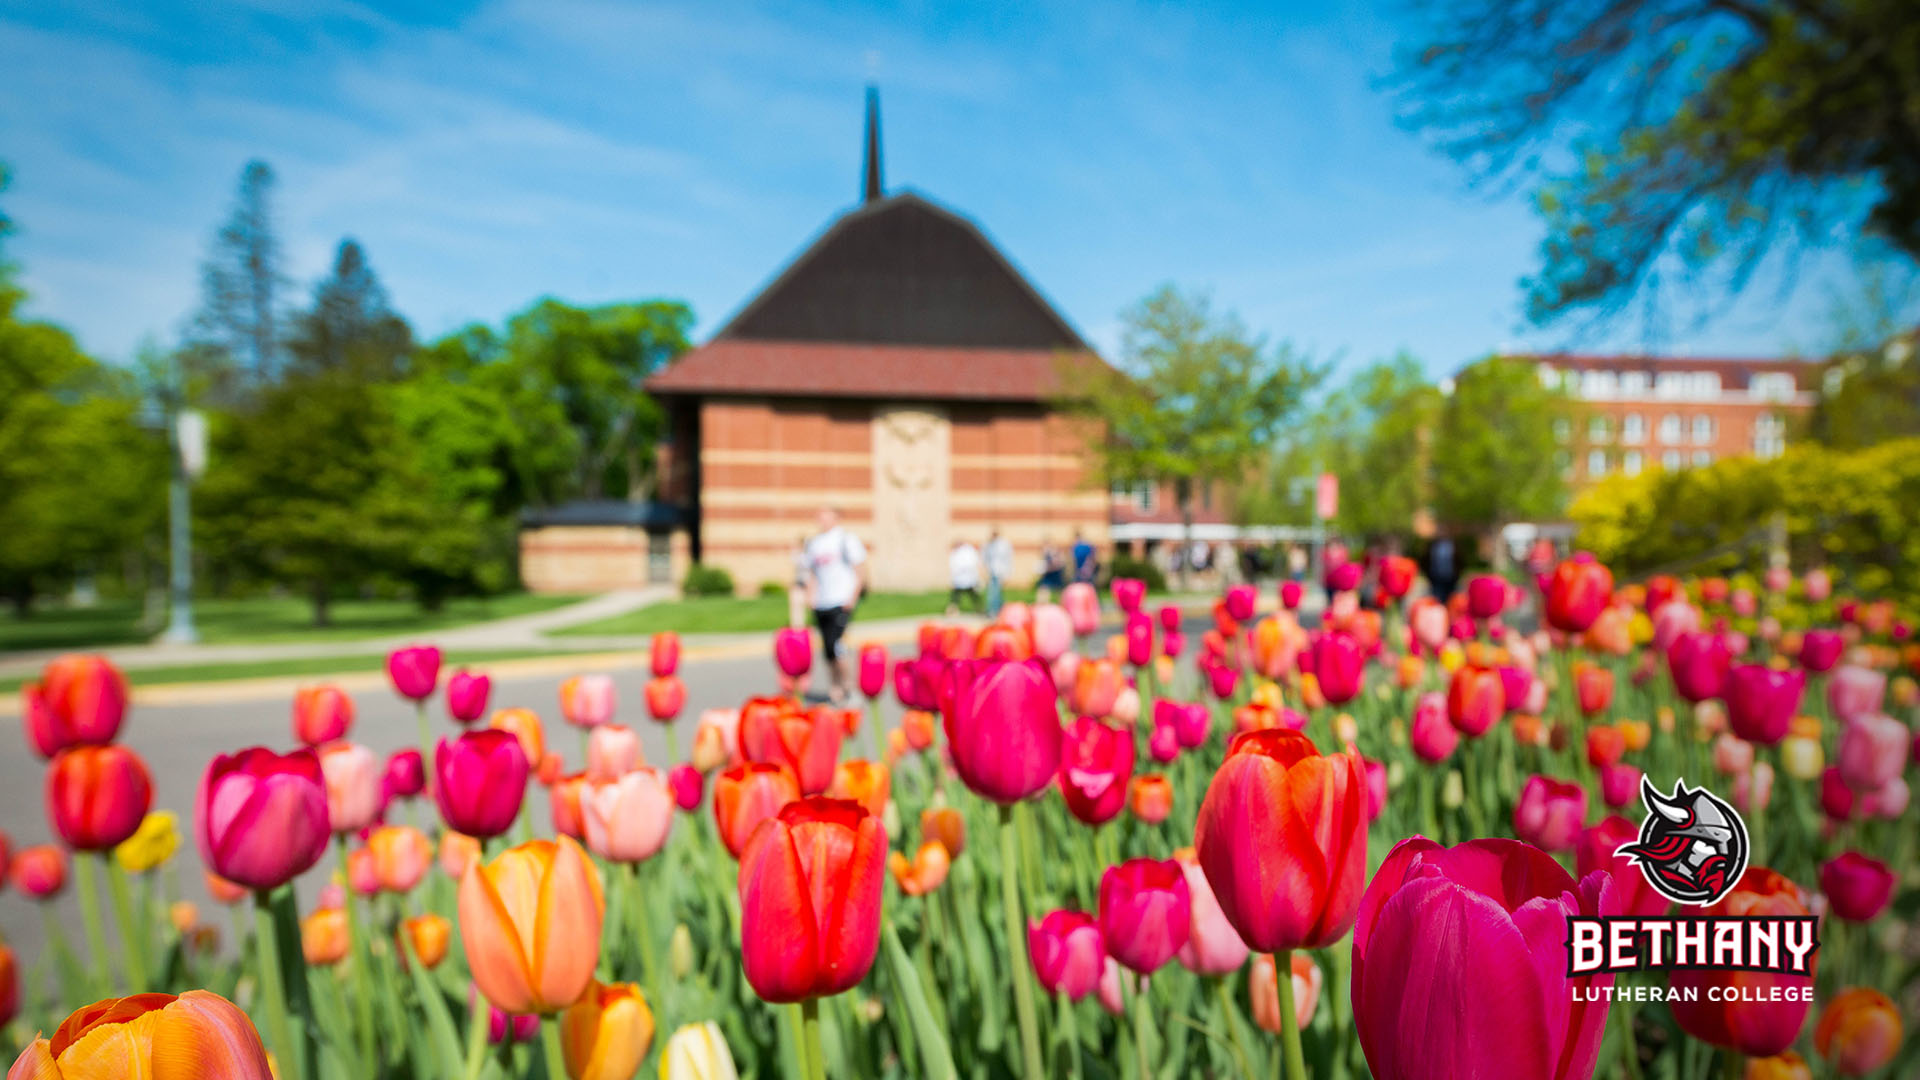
xmin=1753 ymin=413 xmax=1785 ymax=459
xmin=1622 ymin=413 xmax=1645 ymax=444
xmin=1556 ymin=449 xmax=1573 ymax=478
xmin=1622 ymin=450 xmax=1643 ymax=476
xmin=1692 ymin=450 xmax=1713 ymax=468
xmin=1553 ymin=417 xmax=1571 ymax=442
xmin=1621 ymin=371 xmax=1649 ymax=396
xmin=1749 ymin=372 xmax=1795 ymax=401
xmin=1659 ymin=414 xmax=1683 ymax=444
xmin=1587 ymin=449 xmax=1608 ymax=477
xmin=1662 ymin=450 xmax=1683 ymax=471
xmin=1691 ymin=414 xmax=1715 ymax=445
xmin=1581 ymin=370 xmax=1619 ymax=399
xmin=1135 ymin=482 xmax=1156 ymax=512
xmin=1588 ymin=415 xmax=1612 ymax=442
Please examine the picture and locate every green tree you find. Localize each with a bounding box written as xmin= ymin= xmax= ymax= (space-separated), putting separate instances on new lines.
xmin=1061 ymin=285 xmax=1325 ymax=584
xmin=1431 ymin=355 xmax=1574 ymax=541
xmin=190 ymin=160 xmax=285 ymax=394
xmin=1327 ymin=354 xmax=1443 ymax=538
xmin=1396 ymin=0 xmax=1920 ymax=325
xmin=286 ymin=239 xmax=414 ymax=380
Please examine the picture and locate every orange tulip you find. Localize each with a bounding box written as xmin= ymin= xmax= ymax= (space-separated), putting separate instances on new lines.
xmin=1072 ymin=658 xmax=1125 ymax=718
xmin=489 ymin=707 xmax=547 ymax=769
xmin=170 ymin=901 xmax=200 ymax=935
xmin=901 ymin=710 xmax=936 ymax=752
xmin=1129 ymin=774 xmax=1173 ymax=824
xmin=887 ymin=840 xmax=953 ymax=897
xmin=561 ymin=981 xmax=656 ymax=1080
xmin=458 ymin=836 xmax=605 ymax=1015
xmin=1583 ymin=606 xmax=1633 ymax=655
xmin=440 ymin=831 xmax=482 ymax=880
xmin=302 ymin=906 xmax=349 ymax=966
xmin=739 ymin=698 xmax=842 ymax=795
xmin=712 ymin=762 xmax=801 ymax=859
xmin=920 ymin=806 xmax=965 ymax=857
xmin=1298 ymin=672 xmax=1326 ymax=710
xmin=401 ymin=913 xmax=452 ymax=969
xmin=1744 ymin=1052 xmax=1811 ymax=1080
xmin=1616 ymin=719 xmax=1652 ymax=752
xmin=829 ymin=760 xmax=891 ymax=817
xmin=974 ymin=623 xmax=1032 ymax=661
xmin=368 ymin=825 xmax=432 ymax=893
xmin=1250 ymin=951 xmax=1321 ymax=1034
xmin=1395 ymin=654 xmax=1424 ymax=690
xmin=1573 ymin=662 xmax=1615 ymax=716
xmin=9 ymin=990 xmax=271 ymax=1077
xmin=1814 ymin=988 xmax=1902 ymax=1076
xmin=204 ymin=871 xmax=249 ymax=905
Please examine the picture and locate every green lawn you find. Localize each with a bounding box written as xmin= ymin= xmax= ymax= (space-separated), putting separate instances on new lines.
xmin=0 ymin=593 xmax=582 ymax=654
xmin=554 ymin=589 xmax=1017 ymax=636
xmin=0 ymin=647 xmax=601 ymax=696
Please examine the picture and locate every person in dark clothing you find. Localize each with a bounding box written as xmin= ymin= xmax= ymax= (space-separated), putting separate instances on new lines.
xmin=1425 ymin=535 xmax=1459 ymax=604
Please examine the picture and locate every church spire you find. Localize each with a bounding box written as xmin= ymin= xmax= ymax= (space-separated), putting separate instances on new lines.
xmin=862 ymin=84 xmax=883 ymax=204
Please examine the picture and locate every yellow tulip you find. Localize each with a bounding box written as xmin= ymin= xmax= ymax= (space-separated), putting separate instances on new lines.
xmin=113 ymin=810 xmax=180 ymax=874
xmin=561 ymin=981 xmax=655 ymax=1080
xmin=660 ymin=1021 xmax=738 ymax=1080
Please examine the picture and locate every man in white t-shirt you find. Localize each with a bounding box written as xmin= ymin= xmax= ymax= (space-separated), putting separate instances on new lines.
xmin=947 ymin=539 xmax=982 ymax=615
xmin=984 ymin=527 xmax=1014 ymax=617
xmin=804 ymin=507 xmax=869 ymax=703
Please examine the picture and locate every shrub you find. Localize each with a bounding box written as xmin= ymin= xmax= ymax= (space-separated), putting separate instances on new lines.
xmin=1107 ymin=552 xmax=1168 ymax=593
xmin=757 ymin=580 xmax=787 ymax=598
xmin=681 ymin=564 xmax=736 ymax=597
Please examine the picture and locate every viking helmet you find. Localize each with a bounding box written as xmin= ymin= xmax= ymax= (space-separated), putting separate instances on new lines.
xmin=1643 ymin=778 xmax=1735 ymax=845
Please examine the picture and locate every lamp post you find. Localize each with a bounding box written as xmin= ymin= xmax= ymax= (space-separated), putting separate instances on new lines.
xmin=160 ymin=408 xmax=206 ymax=645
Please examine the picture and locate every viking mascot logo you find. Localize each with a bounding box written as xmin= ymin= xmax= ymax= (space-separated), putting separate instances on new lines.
xmin=1617 ymin=777 xmax=1750 ymax=906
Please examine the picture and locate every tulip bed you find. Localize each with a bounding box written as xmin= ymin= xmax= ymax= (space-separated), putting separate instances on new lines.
xmin=3 ymin=559 xmax=1918 ymax=1079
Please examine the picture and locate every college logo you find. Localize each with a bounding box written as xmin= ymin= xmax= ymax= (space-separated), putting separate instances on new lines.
xmin=1616 ymin=776 xmax=1748 ymax=906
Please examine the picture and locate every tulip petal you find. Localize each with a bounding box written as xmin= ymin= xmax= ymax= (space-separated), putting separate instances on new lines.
xmin=533 ymin=838 xmax=603 ymax=1012
xmin=151 ymin=991 xmax=275 ymax=1080
xmin=738 ymin=820 xmax=821 ymax=1002
xmin=458 ymin=863 xmax=535 ymax=1014
xmin=7 ymin=1040 xmax=60 ymax=1080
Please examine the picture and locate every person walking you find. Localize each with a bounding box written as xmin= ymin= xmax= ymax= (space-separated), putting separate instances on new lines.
xmin=1036 ymin=540 xmax=1066 ymax=603
xmin=1424 ymin=534 xmax=1459 ymax=605
xmin=947 ymin=538 xmax=982 ymax=615
xmin=1071 ymin=530 xmax=1098 ymax=584
xmin=805 ymin=507 xmax=868 ymax=704
xmin=984 ymin=528 xmax=1014 ymax=617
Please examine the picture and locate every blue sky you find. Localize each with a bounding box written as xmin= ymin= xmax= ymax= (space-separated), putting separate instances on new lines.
xmin=0 ymin=0 xmax=1908 ymax=376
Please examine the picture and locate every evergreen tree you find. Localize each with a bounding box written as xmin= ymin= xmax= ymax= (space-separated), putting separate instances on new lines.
xmin=190 ymin=160 xmax=284 ymax=394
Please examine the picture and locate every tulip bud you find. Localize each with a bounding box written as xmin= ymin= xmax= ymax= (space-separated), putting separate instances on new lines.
xmin=562 ymin=981 xmax=656 ymax=1080
xmin=1250 ymin=951 xmax=1320 ymax=1034
xmin=1028 ymin=910 xmax=1104 ymax=1000
xmin=292 ymin=684 xmax=355 ymax=746
xmin=445 ymin=668 xmax=491 ymax=723
xmin=435 ymin=730 xmax=530 ymax=839
xmin=1129 ymin=775 xmax=1173 ymax=825
xmin=586 ymin=724 xmax=642 ymax=783
xmin=1819 ymin=851 xmax=1895 ymax=923
xmin=560 ymin=674 xmax=618 ymax=729
xmin=459 ymin=837 xmax=604 ymax=1014
xmin=11 ymin=844 xmax=68 ymax=898
xmin=739 ymin=798 xmax=885 ymax=1002
xmin=302 ymin=905 xmax=349 ymax=965
xmin=661 ymin=1021 xmax=739 ymax=1080
xmin=1814 ymin=988 xmax=1901 ymax=1076
xmin=401 ymin=912 xmax=451 ymax=969
xmin=114 ymin=810 xmax=181 ymax=874
xmin=1512 ymin=774 xmax=1586 ymax=852
xmin=317 ymin=741 xmax=382 ymax=835
xmin=384 ymin=748 xmax=426 ymax=800
xmin=668 ymin=763 xmax=704 ymax=811
xmin=387 ymin=644 xmax=442 ymax=702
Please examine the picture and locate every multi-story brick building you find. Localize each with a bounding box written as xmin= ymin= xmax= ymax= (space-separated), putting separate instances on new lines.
xmin=1526 ymin=353 xmax=1816 ymax=488
xmin=633 ymin=91 xmax=1111 ymax=594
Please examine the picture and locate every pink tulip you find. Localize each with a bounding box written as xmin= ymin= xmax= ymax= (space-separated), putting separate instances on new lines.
xmin=1512 ymin=775 xmax=1587 ymax=852
xmin=1058 ymin=716 xmax=1135 ymax=826
xmin=1352 ymin=838 xmax=1615 ymax=1080
xmin=1206 ymin=662 xmax=1238 ymax=700
xmin=1098 ymin=858 xmax=1191 ymax=974
xmin=1223 ymin=585 xmax=1256 ymax=622
xmin=939 ymin=659 xmax=1062 ymax=804
xmin=1803 ymin=568 xmax=1831 ymax=602
xmin=1148 ymin=722 xmax=1179 ymax=763
xmin=1111 ymin=577 xmax=1146 ymax=615
xmin=773 ymin=627 xmax=812 ymax=678
xmin=1713 ymin=733 xmax=1756 ymax=776
xmin=1859 ymin=775 xmax=1909 ymax=818
xmin=1466 ymin=575 xmax=1505 ymax=619
xmin=650 ymin=632 xmax=681 ymax=677
xmin=1667 ymin=631 xmax=1731 ymax=703
xmin=1062 ymin=582 xmax=1100 ymax=636
xmin=1409 ymin=692 xmax=1457 ymax=762
xmin=586 ymin=724 xmax=642 ymax=783
xmin=1173 ymin=701 xmax=1210 ymax=748
xmin=1029 ymin=910 xmax=1104 ymax=1001
xmin=383 ymin=749 xmax=426 ymax=800
xmin=857 ymin=645 xmax=889 ymax=698
xmin=1029 ymin=604 xmax=1073 ymax=662
xmin=1363 ymin=758 xmax=1387 ymax=821
xmin=1279 ymin=580 xmax=1303 ymax=611
xmin=1724 ymin=665 xmax=1806 ymax=745
xmin=1173 ymin=850 xmax=1249 ymax=975
xmin=387 ymin=645 xmax=441 ymax=702
xmin=1309 ymin=631 xmax=1366 ymax=705
xmin=1732 ymin=762 xmax=1773 ymax=813
xmin=559 ymin=674 xmax=618 ymax=729
xmin=196 ymin=748 xmax=332 ymax=890
xmin=1576 ymin=816 xmax=1667 ymax=917
xmin=445 ymin=669 xmax=491 ymax=723
xmin=667 ymin=763 xmax=704 ymax=810
xmin=432 ymin=730 xmax=529 ymax=839
xmin=317 ymin=741 xmax=383 ymax=835
xmin=1496 ymin=666 xmax=1533 ymax=713
xmin=1649 ymin=601 xmax=1699 ymax=653
xmin=1838 ymin=713 xmax=1909 ymax=793
xmin=1599 ymin=763 xmax=1641 ymax=809
xmin=1827 ymin=665 xmax=1886 ymax=724
xmin=1049 ymin=652 xmax=1081 ymax=697
xmin=581 ymin=768 xmax=674 ymax=862
xmin=1096 ymin=957 xmax=1139 ymax=1017
xmin=1730 ymin=588 xmax=1757 ymax=617
xmin=1326 ymin=561 xmax=1362 ymax=593
xmin=1820 ymin=851 xmax=1894 ymax=922
xmin=1798 ymin=630 xmax=1844 ymax=672
xmin=1408 ymin=598 xmax=1447 ymax=653
xmin=1124 ymin=613 xmax=1153 ymax=667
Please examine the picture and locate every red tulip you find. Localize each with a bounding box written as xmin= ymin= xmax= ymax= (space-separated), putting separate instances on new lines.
xmin=387 ymin=644 xmax=441 ymax=702
xmin=1543 ymin=556 xmax=1613 ymax=633
xmin=1465 ymin=575 xmax=1505 ymax=619
xmin=739 ymin=698 xmax=842 ymax=795
xmin=1195 ymin=729 xmax=1366 ymax=952
xmin=713 ymin=761 xmax=801 ymax=858
xmin=1352 ymin=837 xmax=1615 ymax=1080
xmin=1111 ymin=577 xmax=1145 ymax=614
xmin=938 ymin=659 xmax=1062 ymax=804
xmin=1670 ymin=868 xmax=1816 ymax=1057
xmin=1446 ymin=665 xmax=1504 ymax=737
xmin=1309 ymin=631 xmax=1365 ymax=705
xmin=1057 ymin=717 xmax=1134 ymax=826
xmin=650 ymin=632 xmax=680 ymax=677
xmin=433 ymin=730 xmax=530 ymax=840
xmin=47 ymin=744 xmax=153 ymax=851
xmin=1124 ymin=613 xmax=1153 ymax=667
xmin=644 ymin=676 xmax=686 ymax=723
xmin=1028 ymin=910 xmax=1104 ymax=1000
xmin=11 ymin=844 xmax=68 ymax=898
xmin=1378 ymin=557 xmax=1417 ymax=601
xmin=1576 ymin=815 xmax=1667 ymax=917
xmin=24 ymin=654 xmax=129 ymax=758
xmin=1573 ymin=662 xmax=1614 ymax=716
xmin=1586 ymin=725 xmax=1626 ymax=768
xmin=857 ymin=644 xmax=889 ymax=698
xmin=1724 ymin=664 xmax=1806 ymax=745
xmin=1512 ymin=774 xmax=1586 ymax=852
xmin=1098 ymin=857 xmax=1191 ymax=974
xmin=1819 ymin=851 xmax=1894 ymax=922
xmin=196 ymin=748 xmax=331 ymax=890
xmin=773 ymin=627 xmax=812 ymax=679
xmin=738 ymin=797 xmax=885 ymax=1002
xmin=445 ymin=669 xmax=491 ymax=724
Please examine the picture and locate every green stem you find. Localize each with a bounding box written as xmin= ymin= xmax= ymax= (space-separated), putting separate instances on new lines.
xmin=542 ymin=1015 xmax=569 ymax=1080
xmin=999 ymin=804 xmax=1047 ymax=1078
xmin=1272 ymin=951 xmax=1307 ymax=1080
xmin=336 ymin=837 xmax=378 ymax=1071
xmin=74 ymin=852 xmax=114 ymax=993
xmin=104 ymin=858 xmax=150 ymax=991
xmin=630 ymin=861 xmax=660 ymax=991
xmin=461 ymin=986 xmax=489 ymax=1080
xmin=416 ymin=700 xmax=433 ymax=766
xmin=1616 ymin=998 xmax=1643 ymax=1080
xmin=253 ymin=889 xmax=311 ymax=1080
xmin=1215 ymin=977 xmax=1258 ymax=1080
xmin=1130 ymin=972 xmax=1152 ymax=1080
xmin=1721 ymin=1048 xmax=1743 ymax=1080
xmin=801 ymin=997 xmax=826 ymax=1080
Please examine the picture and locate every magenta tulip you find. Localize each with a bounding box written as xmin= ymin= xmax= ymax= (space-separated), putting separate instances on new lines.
xmin=1028 ymin=911 xmax=1104 ymax=1001
xmin=196 ymin=747 xmax=332 ymax=890
xmin=893 ymin=658 xmax=940 ymax=711
xmin=1206 ymin=662 xmax=1238 ymax=700
xmin=1820 ymin=851 xmax=1894 ymax=922
xmin=857 ymin=645 xmax=889 ymax=698
xmin=938 ymin=659 xmax=1062 ymax=804
xmin=1859 ymin=775 xmax=1909 ymax=818
xmin=1512 ymin=774 xmax=1587 ymax=852
xmin=1409 ymin=692 xmax=1457 ymax=762
xmin=1148 ymin=721 xmax=1179 ymax=763
xmin=433 ymin=730 xmax=530 ymax=839
xmin=1057 ymin=716 xmax=1134 ymax=826
xmin=1111 ymin=577 xmax=1146 ymax=615
xmin=1326 ymin=561 xmax=1362 ymax=593
xmin=1098 ymin=858 xmax=1191 ymax=975
xmin=1352 ymin=838 xmax=1615 ymax=1080
xmin=1465 ymin=575 xmax=1505 ymax=619
xmin=668 ymin=763 xmax=704 ymax=810
xmin=773 ymin=627 xmax=812 ymax=679
xmin=1821 ymin=766 xmax=1857 ymax=821
xmin=1827 ymin=664 xmax=1886 ymax=724
xmin=445 ymin=669 xmax=491 ymax=723
xmin=1279 ymin=580 xmax=1303 ymax=611
xmin=1667 ymin=631 xmax=1731 ymax=703
xmin=1124 ymin=612 xmax=1153 ymax=667
xmin=1599 ymin=763 xmax=1642 ymax=809
xmin=1798 ymin=630 xmax=1844 ymax=673
xmin=1576 ymin=815 xmax=1667 ymax=917
xmin=1223 ymin=585 xmax=1256 ymax=622
xmin=387 ymin=645 xmax=441 ymax=702
xmin=1724 ymin=664 xmax=1806 ymax=745
xmin=1837 ymin=712 xmax=1909 ymax=793
xmin=383 ymin=749 xmax=426 ymax=800
xmin=1309 ymin=631 xmax=1365 ymax=705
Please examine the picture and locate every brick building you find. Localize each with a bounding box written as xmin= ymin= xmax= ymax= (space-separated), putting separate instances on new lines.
xmin=640 ymin=90 xmax=1110 ymax=594
xmin=1527 ymin=353 xmax=1816 ymax=487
